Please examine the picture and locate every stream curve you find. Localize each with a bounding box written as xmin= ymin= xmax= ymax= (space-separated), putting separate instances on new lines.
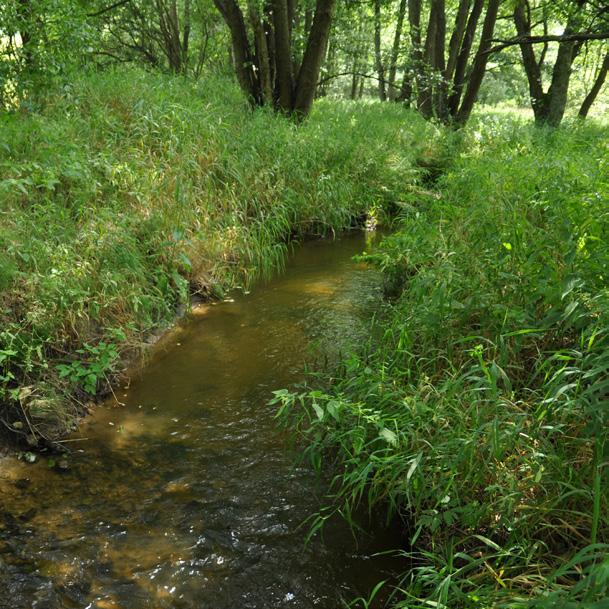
xmin=0 ymin=232 xmax=397 ymax=609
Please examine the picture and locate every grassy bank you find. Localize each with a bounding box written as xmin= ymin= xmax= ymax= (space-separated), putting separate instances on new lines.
xmin=275 ymin=117 xmax=609 ymax=607
xmin=0 ymin=67 xmax=438 ymax=444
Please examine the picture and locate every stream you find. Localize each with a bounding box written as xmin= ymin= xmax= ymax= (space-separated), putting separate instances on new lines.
xmin=0 ymin=232 xmax=399 ymax=609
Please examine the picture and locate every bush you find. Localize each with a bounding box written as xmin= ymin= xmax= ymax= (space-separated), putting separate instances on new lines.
xmin=274 ymin=117 xmax=609 ymax=607
xmin=0 ymin=67 xmax=437 ymax=442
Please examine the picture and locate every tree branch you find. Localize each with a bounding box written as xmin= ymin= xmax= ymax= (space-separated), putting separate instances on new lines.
xmin=486 ymin=31 xmax=609 ymax=54
xmin=88 ymin=0 xmax=132 ymax=18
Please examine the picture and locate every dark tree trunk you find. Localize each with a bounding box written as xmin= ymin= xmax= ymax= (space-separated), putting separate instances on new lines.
xmin=432 ymin=0 xmax=446 ymax=117
xmin=545 ymin=33 xmax=576 ymax=127
xmin=248 ymin=0 xmax=274 ymax=105
xmin=293 ymin=0 xmax=337 ymax=117
xmin=418 ymin=0 xmax=443 ymax=117
xmin=156 ymin=0 xmax=184 ymax=73
xmin=182 ymin=0 xmax=191 ymax=72
xmin=579 ymin=51 xmax=609 ymax=118
xmin=374 ymin=0 xmax=387 ymax=101
xmin=447 ymin=0 xmax=483 ymax=116
xmin=445 ymin=0 xmax=471 ymax=84
xmin=17 ymin=0 xmax=36 ymax=71
xmin=514 ymin=0 xmax=582 ymax=127
xmin=514 ymin=0 xmax=548 ymax=121
xmin=215 ymin=0 xmax=335 ymax=118
xmin=213 ymin=0 xmax=260 ymax=104
xmin=438 ymin=0 xmax=470 ymax=119
xmin=272 ymin=0 xmax=295 ymax=112
xmin=455 ymin=0 xmax=501 ymax=124
xmin=351 ymin=67 xmax=360 ymax=100
xmin=398 ymin=0 xmax=422 ymax=104
xmin=388 ymin=0 xmax=407 ymax=100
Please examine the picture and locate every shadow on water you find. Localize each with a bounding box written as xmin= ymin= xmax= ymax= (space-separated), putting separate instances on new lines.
xmin=0 ymin=232 xmax=403 ymax=609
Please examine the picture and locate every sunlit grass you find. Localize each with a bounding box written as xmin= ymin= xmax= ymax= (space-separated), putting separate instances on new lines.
xmin=275 ymin=117 xmax=609 ymax=608
xmin=0 ymin=67 xmax=437 ymax=439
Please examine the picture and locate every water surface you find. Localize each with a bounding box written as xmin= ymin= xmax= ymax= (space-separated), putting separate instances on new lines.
xmin=0 ymin=232 xmax=398 ymax=609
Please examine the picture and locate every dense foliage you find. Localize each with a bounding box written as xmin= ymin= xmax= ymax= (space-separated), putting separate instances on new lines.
xmin=274 ymin=118 xmax=609 ymax=607
xmin=0 ymin=68 xmax=435 ymax=442
xmin=2 ymin=1 xmax=608 ymax=122
xmin=2 ymin=0 xmax=609 ymax=606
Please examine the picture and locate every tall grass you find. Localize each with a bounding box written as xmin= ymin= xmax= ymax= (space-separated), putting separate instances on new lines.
xmin=0 ymin=67 xmax=438 ymax=441
xmin=274 ymin=117 xmax=609 ymax=607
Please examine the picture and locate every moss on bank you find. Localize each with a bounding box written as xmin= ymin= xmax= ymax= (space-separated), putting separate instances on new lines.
xmin=0 ymin=67 xmax=438 ymax=444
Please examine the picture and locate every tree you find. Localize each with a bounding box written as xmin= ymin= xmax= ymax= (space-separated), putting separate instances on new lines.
xmin=507 ymin=0 xmax=609 ymax=126
xmin=398 ymin=0 xmax=502 ymax=125
xmin=213 ymin=0 xmax=337 ymax=117
xmin=579 ymin=48 xmax=609 ymax=117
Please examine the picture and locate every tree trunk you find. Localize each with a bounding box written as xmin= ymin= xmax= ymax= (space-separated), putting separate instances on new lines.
xmin=418 ymin=0 xmax=443 ymax=117
xmin=351 ymin=64 xmax=360 ymax=100
xmin=455 ymin=0 xmax=501 ymax=124
xmin=182 ymin=0 xmax=191 ymax=73
xmin=213 ymin=0 xmax=260 ymax=104
xmin=513 ymin=0 xmax=547 ymax=122
xmin=398 ymin=0 xmax=422 ymax=104
xmin=272 ymin=0 xmax=295 ymax=112
xmin=579 ymin=51 xmax=609 ymax=118
xmin=215 ymin=0 xmax=335 ymax=118
xmin=293 ymin=0 xmax=337 ymax=117
xmin=432 ymin=0 xmax=446 ymax=117
xmin=445 ymin=0 xmax=471 ymax=84
xmin=447 ymin=0 xmax=483 ymax=116
xmin=388 ymin=0 xmax=407 ymax=100
xmin=374 ymin=0 xmax=387 ymax=101
xmin=248 ymin=0 xmax=274 ymax=105
xmin=545 ymin=33 xmax=576 ymax=127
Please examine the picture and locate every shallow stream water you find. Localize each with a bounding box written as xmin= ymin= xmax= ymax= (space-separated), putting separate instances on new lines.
xmin=0 ymin=232 xmax=399 ymax=609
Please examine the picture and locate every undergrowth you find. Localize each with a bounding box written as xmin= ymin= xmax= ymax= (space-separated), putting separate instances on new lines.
xmin=274 ymin=117 xmax=609 ymax=607
xmin=0 ymin=67 xmax=438 ymax=443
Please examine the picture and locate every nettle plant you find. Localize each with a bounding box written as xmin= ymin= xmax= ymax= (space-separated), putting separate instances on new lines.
xmin=56 ymin=329 xmax=125 ymax=395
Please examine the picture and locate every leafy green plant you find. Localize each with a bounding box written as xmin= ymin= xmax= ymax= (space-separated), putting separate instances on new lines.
xmin=276 ymin=118 xmax=609 ymax=607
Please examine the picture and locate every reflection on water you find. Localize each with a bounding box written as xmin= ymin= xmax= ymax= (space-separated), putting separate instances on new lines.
xmin=0 ymin=232 xmax=399 ymax=609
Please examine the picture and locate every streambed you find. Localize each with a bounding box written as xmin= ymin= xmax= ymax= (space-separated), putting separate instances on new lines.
xmin=0 ymin=232 xmax=398 ymax=609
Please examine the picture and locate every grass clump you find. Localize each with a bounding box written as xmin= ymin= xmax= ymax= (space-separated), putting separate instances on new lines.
xmin=274 ymin=117 xmax=609 ymax=607
xmin=0 ymin=67 xmax=437 ymax=443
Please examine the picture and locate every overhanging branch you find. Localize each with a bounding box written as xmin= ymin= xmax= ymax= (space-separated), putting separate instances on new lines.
xmin=88 ymin=0 xmax=132 ymax=18
xmin=485 ymin=31 xmax=609 ymax=54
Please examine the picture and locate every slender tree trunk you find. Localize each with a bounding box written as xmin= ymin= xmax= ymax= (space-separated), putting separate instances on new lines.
xmin=351 ymin=16 xmax=364 ymax=100
xmin=447 ymin=0 xmax=483 ymax=117
xmin=432 ymin=0 xmax=446 ymax=117
xmin=351 ymin=64 xmax=360 ymax=99
xmin=445 ymin=0 xmax=470 ymax=83
xmin=513 ymin=0 xmax=547 ymax=122
xmin=248 ymin=0 xmax=273 ymax=104
xmin=399 ymin=0 xmax=422 ymax=104
xmin=418 ymin=0 xmax=443 ymax=117
xmin=374 ymin=0 xmax=387 ymax=101
xmin=455 ymin=0 xmax=501 ymax=124
xmin=293 ymin=0 xmax=337 ymax=117
xmin=272 ymin=0 xmax=295 ymax=112
xmin=438 ymin=0 xmax=469 ymax=119
xmin=545 ymin=34 xmax=576 ymax=127
xmin=579 ymin=51 xmax=609 ymax=118
xmin=182 ymin=0 xmax=191 ymax=73
xmin=213 ymin=0 xmax=260 ymax=104
xmin=388 ymin=0 xmax=407 ymax=100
